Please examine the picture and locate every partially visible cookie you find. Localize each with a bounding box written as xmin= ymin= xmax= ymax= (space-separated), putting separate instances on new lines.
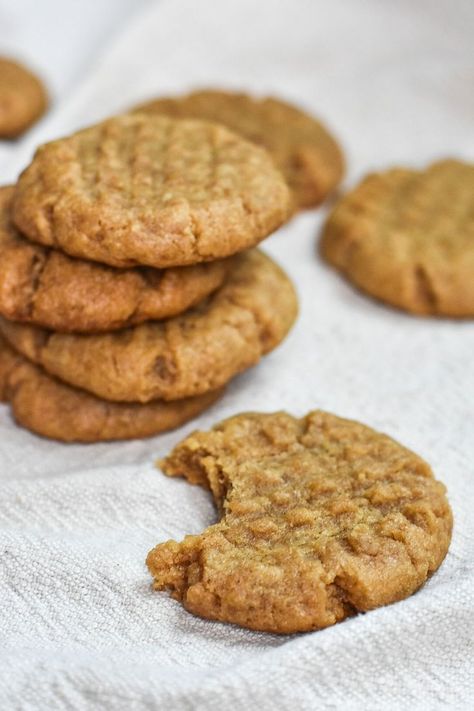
xmin=135 ymin=89 xmax=344 ymax=209
xmin=0 ymin=186 xmax=232 ymax=333
xmin=0 ymin=57 xmax=48 ymax=138
xmin=0 ymin=334 xmax=15 ymax=402
xmin=12 ymin=113 xmax=292 ymax=268
xmin=0 ymin=250 xmax=298 ymax=402
xmin=0 ymin=336 xmax=222 ymax=442
xmin=147 ymin=410 xmax=452 ymax=634
xmin=320 ymin=159 xmax=474 ymax=316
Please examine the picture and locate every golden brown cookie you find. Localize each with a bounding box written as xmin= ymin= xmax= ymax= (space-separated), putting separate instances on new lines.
xmin=320 ymin=159 xmax=474 ymax=316
xmin=135 ymin=89 xmax=344 ymax=209
xmin=0 ymin=250 xmax=298 ymax=402
xmin=0 ymin=334 xmax=14 ymax=402
xmin=0 ymin=336 xmax=222 ymax=442
xmin=0 ymin=186 xmax=232 ymax=333
xmin=147 ymin=410 xmax=452 ymax=634
xmin=0 ymin=57 xmax=48 ymax=138
xmin=12 ymin=113 xmax=291 ymax=268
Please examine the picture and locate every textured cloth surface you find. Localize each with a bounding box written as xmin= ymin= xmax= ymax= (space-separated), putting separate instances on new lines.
xmin=1 ymin=1 xmax=473 ymax=709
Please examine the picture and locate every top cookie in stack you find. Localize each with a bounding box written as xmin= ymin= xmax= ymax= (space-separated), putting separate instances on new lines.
xmin=12 ymin=113 xmax=292 ymax=268
xmin=0 ymin=112 xmax=299 ymax=442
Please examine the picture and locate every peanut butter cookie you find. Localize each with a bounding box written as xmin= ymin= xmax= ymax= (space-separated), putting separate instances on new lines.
xmin=147 ymin=411 xmax=452 ymax=634
xmin=0 ymin=336 xmax=222 ymax=442
xmin=0 ymin=250 xmax=298 ymax=402
xmin=0 ymin=57 xmax=48 ymax=138
xmin=135 ymin=89 xmax=344 ymax=209
xmin=0 ymin=186 xmax=231 ymax=333
xmin=12 ymin=114 xmax=291 ymax=268
xmin=0 ymin=335 xmax=13 ymax=402
xmin=320 ymin=159 xmax=474 ymax=316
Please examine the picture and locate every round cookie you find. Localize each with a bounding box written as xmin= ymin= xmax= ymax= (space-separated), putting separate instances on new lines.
xmin=0 ymin=57 xmax=48 ymax=138
xmin=320 ymin=159 xmax=474 ymax=317
xmin=147 ymin=410 xmax=452 ymax=634
xmin=12 ymin=113 xmax=292 ymax=269
xmin=0 ymin=186 xmax=232 ymax=333
xmin=0 ymin=250 xmax=298 ymax=402
xmin=0 ymin=336 xmax=222 ymax=442
xmin=134 ymin=89 xmax=345 ymax=209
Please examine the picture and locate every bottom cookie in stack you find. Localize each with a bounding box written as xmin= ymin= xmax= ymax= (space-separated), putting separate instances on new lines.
xmin=0 ymin=336 xmax=223 ymax=443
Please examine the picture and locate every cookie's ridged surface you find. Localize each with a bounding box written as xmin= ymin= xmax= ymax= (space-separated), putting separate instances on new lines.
xmin=321 ymin=160 xmax=474 ymax=316
xmin=136 ymin=90 xmax=344 ymax=209
xmin=148 ymin=411 xmax=452 ymax=634
xmin=0 ymin=336 xmax=222 ymax=442
xmin=0 ymin=250 xmax=298 ymax=402
xmin=0 ymin=57 xmax=48 ymax=138
xmin=0 ymin=186 xmax=232 ymax=333
xmin=12 ymin=114 xmax=292 ymax=268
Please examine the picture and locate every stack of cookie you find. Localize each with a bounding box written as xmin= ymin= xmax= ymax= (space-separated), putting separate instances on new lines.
xmin=0 ymin=113 xmax=298 ymax=442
